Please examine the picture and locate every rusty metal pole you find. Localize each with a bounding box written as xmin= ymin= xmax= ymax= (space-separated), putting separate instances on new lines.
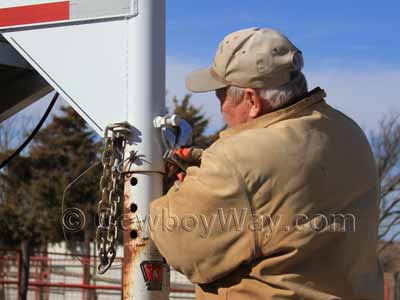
xmin=122 ymin=0 xmax=168 ymax=300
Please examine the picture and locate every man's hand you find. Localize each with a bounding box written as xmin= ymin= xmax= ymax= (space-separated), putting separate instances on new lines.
xmin=174 ymin=147 xmax=203 ymax=167
xmin=166 ymin=147 xmax=203 ymax=182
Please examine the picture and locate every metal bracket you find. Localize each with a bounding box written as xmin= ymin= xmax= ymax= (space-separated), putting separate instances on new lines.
xmin=153 ymin=114 xmax=193 ymax=155
xmin=130 ymin=0 xmax=139 ymax=18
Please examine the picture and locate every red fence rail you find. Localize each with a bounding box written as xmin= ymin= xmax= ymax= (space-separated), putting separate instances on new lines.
xmin=0 ymin=249 xmax=121 ymax=300
xmin=0 ymin=249 xmax=194 ymax=300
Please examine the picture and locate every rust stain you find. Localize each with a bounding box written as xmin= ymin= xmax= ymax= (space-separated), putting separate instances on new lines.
xmin=122 ymin=178 xmax=150 ymax=299
xmin=123 ymin=180 xmax=135 ymax=300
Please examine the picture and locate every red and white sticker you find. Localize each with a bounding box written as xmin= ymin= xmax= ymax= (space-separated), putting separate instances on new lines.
xmin=0 ymin=0 xmax=136 ymax=29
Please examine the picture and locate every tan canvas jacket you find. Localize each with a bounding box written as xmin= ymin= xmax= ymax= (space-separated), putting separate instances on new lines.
xmin=149 ymin=87 xmax=384 ymax=300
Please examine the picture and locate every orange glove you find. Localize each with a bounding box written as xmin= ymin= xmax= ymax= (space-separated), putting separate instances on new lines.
xmin=172 ymin=148 xmax=191 ymax=181
xmin=173 ymin=148 xmax=192 ymax=160
xmin=170 ymin=147 xmax=203 ymax=181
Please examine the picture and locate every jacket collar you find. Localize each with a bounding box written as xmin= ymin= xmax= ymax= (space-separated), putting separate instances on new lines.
xmin=219 ymin=87 xmax=327 ymax=139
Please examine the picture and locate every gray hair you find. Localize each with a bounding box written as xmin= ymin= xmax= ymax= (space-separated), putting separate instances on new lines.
xmin=226 ymin=72 xmax=308 ymax=111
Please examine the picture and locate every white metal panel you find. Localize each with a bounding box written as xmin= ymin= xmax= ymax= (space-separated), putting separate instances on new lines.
xmin=0 ymin=0 xmax=137 ymax=30
xmin=2 ymin=20 xmax=129 ymax=135
xmin=70 ymin=0 xmax=133 ymax=19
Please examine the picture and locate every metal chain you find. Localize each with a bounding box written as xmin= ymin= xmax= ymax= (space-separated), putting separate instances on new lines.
xmin=97 ymin=122 xmax=132 ymax=274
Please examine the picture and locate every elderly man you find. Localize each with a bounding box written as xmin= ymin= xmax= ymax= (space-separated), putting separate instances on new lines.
xmin=150 ymin=28 xmax=383 ymax=300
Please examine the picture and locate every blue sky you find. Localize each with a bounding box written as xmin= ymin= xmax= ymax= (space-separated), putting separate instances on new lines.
xmin=167 ymin=0 xmax=400 ymax=68
xmin=163 ymin=0 xmax=400 ymax=134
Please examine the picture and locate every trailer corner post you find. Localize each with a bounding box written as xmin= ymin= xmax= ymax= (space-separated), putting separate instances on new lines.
xmin=123 ymin=0 xmax=168 ymax=300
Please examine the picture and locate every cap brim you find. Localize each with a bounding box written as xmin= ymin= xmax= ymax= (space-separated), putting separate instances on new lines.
xmin=185 ymin=67 xmax=228 ymax=93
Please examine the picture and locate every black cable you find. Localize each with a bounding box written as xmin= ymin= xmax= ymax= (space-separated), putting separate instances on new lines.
xmin=0 ymin=92 xmax=59 ymax=170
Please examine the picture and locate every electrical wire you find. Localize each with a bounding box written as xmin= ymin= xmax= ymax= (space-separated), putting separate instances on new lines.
xmin=61 ymin=161 xmax=101 ymax=266
xmin=0 ymin=92 xmax=59 ymax=170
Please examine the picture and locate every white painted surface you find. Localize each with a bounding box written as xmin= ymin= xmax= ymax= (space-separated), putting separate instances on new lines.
xmin=70 ymin=0 xmax=133 ymax=19
xmin=0 ymin=0 xmax=137 ymax=30
xmin=124 ymin=0 xmax=168 ymax=299
xmin=3 ymin=20 xmax=129 ymax=135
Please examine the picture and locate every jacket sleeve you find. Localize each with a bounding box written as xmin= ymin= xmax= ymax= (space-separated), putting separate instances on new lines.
xmin=149 ymin=148 xmax=256 ymax=284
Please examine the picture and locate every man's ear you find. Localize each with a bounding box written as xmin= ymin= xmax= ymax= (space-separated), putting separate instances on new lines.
xmin=244 ymin=88 xmax=263 ymax=118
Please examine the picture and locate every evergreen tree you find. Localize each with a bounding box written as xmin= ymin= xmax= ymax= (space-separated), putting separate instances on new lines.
xmin=171 ymin=94 xmax=222 ymax=147
xmin=0 ymin=105 xmax=102 ymax=299
xmin=28 ymin=105 xmax=102 ymax=253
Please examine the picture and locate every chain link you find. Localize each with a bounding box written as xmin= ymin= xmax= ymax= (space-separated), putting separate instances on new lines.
xmin=97 ymin=122 xmax=132 ymax=274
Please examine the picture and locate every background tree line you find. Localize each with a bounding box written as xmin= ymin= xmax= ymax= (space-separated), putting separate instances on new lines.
xmin=0 ymin=94 xmax=400 ymax=298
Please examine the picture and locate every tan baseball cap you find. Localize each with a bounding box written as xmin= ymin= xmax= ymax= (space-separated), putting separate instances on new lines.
xmin=186 ymin=27 xmax=304 ymax=93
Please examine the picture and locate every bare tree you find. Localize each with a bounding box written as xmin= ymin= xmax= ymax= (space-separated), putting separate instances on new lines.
xmin=0 ymin=114 xmax=33 ymax=153
xmin=0 ymin=119 xmax=17 ymax=152
xmin=0 ymin=115 xmax=31 ymax=201
xmin=371 ymin=112 xmax=400 ymax=252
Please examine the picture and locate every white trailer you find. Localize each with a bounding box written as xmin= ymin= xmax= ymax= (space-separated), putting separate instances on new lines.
xmin=0 ymin=1 xmax=183 ymax=299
